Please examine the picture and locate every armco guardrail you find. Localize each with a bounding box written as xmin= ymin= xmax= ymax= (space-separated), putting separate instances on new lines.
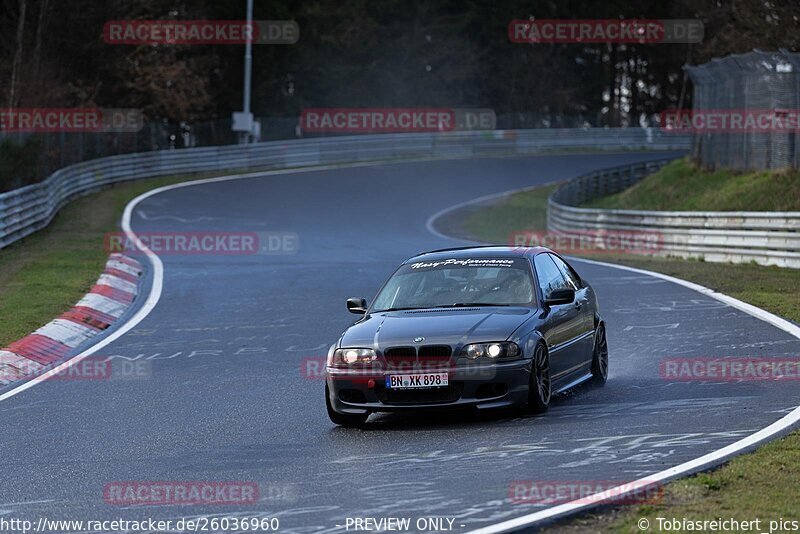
xmin=0 ymin=128 xmax=689 ymax=250
xmin=548 ymin=160 xmax=800 ymax=268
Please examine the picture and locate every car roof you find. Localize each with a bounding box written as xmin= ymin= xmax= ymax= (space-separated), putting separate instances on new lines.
xmin=405 ymin=245 xmax=552 ymax=263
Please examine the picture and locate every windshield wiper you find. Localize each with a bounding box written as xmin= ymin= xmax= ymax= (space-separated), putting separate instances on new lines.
xmin=376 ymin=306 xmax=432 ymax=312
xmin=441 ymin=303 xmax=514 ymax=307
xmin=376 ymin=303 xmax=514 ymax=312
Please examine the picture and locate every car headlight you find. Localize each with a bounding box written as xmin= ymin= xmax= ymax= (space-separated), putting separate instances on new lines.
xmin=329 ymin=348 xmax=378 ymax=367
xmin=461 ymin=342 xmax=521 ymax=361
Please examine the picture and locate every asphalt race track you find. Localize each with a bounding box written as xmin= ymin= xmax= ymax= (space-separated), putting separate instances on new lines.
xmin=2 ymin=152 xmax=800 ymax=533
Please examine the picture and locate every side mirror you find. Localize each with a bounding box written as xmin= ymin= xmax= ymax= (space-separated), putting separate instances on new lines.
xmin=346 ymin=297 xmax=368 ymax=314
xmin=544 ymin=288 xmax=575 ymax=306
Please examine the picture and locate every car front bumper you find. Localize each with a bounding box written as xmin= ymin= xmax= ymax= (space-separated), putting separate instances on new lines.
xmin=326 ymin=359 xmax=532 ymax=414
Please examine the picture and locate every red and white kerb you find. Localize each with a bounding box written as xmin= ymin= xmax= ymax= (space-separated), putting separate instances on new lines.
xmin=0 ymin=254 xmax=142 ymax=385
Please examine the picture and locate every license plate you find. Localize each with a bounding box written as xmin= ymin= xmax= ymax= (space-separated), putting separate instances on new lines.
xmin=385 ymin=373 xmax=449 ymax=389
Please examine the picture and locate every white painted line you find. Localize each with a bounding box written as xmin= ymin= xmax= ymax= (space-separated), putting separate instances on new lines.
xmin=469 ymin=407 xmax=800 ymax=534
xmin=424 ymin=180 xmax=563 ymax=244
xmin=3 ymin=157 xmax=797 ymax=533
xmin=0 ymin=221 xmax=161 ymax=399
xmin=0 ymin=160 xmax=463 ymax=402
xmin=96 ymin=274 xmax=138 ymax=295
xmin=33 ymin=319 xmax=97 ymax=348
xmin=570 ymin=257 xmax=800 ymax=340
xmin=425 ymin=190 xmax=800 ymax=534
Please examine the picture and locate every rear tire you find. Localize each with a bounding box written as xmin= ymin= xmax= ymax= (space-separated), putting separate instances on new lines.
xmin=326 ymin=384 xmax=369 ymax=427
xmin=525 ymin=343 xmax=551 ymax=414
xmin=591 ymin=322 xmax=609 ymax=385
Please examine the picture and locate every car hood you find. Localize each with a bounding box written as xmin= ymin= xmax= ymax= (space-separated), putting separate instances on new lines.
xmin=339 ymin=307 xmax=532 ymax=349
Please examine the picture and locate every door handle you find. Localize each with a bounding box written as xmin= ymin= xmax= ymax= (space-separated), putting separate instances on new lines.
xmin=574 ymin=301 xmax=582 ymax=310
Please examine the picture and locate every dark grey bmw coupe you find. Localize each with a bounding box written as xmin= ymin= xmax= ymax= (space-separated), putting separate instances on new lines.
xmin=325 ymin=246 xmax=608 ymax=426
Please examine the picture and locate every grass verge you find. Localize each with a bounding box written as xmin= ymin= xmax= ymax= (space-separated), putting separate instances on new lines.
xmin=543 ymin=431 xmax=800 ymax=533
xmin=437 ymin=182 xmax=800 ymax=532
xmin=583 ymin=157 xmax=800 ymax=211
xmin=0 ymin=170 xmax=241 ymax=348
xmin=456 ymin=184 xmax=800 ymax=323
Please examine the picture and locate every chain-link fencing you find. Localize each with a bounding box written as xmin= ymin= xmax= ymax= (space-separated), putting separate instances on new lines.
xmin=685 ymin=49 xmax=800 ymax=170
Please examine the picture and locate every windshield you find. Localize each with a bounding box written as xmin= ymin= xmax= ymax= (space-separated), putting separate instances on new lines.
xmin=372 ymin=257 xmax=534 ymax=311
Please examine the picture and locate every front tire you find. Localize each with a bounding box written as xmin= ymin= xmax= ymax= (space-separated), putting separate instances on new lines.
xmin=525 ymin=343 xmax=551 ymax=414
xmin=326 ymin=384 xmax=369 ymax=427
xmin=591 ymin=322 xmax=609 ymax=385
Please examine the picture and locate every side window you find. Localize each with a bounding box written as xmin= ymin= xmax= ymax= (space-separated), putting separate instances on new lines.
xmin=533 ymin=254 xmax=568 ymax=300
xmin=549 ymin=254 xmax=582 ymax=290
